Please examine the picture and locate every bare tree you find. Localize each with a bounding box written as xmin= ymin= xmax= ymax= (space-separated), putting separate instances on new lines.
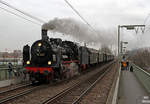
xmin=129 ymin=48 xmax=150 ymax=71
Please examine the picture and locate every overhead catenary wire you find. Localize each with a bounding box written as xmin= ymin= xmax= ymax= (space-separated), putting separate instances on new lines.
xmin=0 ymin=6 xmax=41 ymax=26
xmin=0 ymin=0 xmax=46 ymax=23
xmin=142 ymin=14 xmax=150 ymax=33
xmin=64 ymin=0 xmax=99 ymax=35
xmin=0 ymin=0 xmax=99 ymax=36
xmin=144 ymin=14 xmax=150 ymax=25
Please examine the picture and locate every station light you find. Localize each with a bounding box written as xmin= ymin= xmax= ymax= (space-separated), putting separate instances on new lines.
xmin=123 ymin=42 xmax=128 ymax=44
xmin=126 ymin=26 xmax=135 ymax=30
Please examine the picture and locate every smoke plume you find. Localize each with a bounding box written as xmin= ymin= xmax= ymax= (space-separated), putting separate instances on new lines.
xmin=42 ymin=18 xmax=117 ymax=47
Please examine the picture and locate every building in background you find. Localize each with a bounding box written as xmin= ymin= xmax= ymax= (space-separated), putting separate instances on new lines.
xmin=0 ymin=50 xmax=22 ymax=65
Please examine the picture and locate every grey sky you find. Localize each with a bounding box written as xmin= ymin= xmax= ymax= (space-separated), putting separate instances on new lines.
xmin=0 ymin=0 xmax=150 ymax=52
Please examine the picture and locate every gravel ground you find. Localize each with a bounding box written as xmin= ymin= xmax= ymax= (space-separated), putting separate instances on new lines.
xmin=80 ymin=62 xmax=118 ymax=104
xmin=6 ymin=62 xmax=113 ymax=104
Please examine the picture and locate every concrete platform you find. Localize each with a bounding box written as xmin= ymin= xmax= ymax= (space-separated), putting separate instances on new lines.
xmin=118 ymin=70 xmax=149 ymax=104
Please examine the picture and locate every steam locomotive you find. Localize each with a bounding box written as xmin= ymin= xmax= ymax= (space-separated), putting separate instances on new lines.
xmin=23 ymin=29 xmax=114 ymax=83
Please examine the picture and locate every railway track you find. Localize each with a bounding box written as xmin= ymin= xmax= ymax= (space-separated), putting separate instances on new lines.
xmin=41 ymin=61 xmax=114 ymax=104
xmin=0 ymin=76 xmax=79 ymax=104
xmin=0 ymin=83 xmax=31 ymax=95
xmin=0 ymin=62 xmax=114 ymax=104
xmin=0 ymin=84 xmax=46 ymax=104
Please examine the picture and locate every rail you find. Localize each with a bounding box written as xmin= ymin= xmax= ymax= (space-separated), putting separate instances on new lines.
xmin=131 ymin=63 xmax=150 ymax=94
xmin=41 ymin=61 xmax=115 ymax=104
xmin=0 ymin=85 xmax=42 ymax=104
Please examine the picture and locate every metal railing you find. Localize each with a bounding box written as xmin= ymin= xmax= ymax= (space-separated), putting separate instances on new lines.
xmin=0 ymin=65 xmax=22 ymax=68
xmin=131 ymin=63 xmax=150 ymax=94
xmin=0 ymin=67 xmax=24 ymax=81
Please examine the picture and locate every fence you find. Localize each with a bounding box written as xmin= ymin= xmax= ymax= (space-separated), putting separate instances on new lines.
xmin=0 ymin=67 xmax=24 ymax=81
xmin=131 ymin=63 xmax=150 ymax=94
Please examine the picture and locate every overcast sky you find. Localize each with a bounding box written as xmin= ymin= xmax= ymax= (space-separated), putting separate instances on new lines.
xmin=0 ymin=0 xmax=150 ymax=52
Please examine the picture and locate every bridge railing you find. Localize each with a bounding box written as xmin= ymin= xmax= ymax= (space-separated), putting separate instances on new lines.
xmin=131 ymin=63 xmax=150 ymax=94
xmin=0 ymin=67 xmax=24 ymax=81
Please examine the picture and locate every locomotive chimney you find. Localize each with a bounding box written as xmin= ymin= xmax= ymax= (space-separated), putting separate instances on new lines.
xmin=41 ymin=29 xmax=48 ymax=40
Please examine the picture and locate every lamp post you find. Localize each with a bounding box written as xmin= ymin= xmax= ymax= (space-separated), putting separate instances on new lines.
xmin=120 ymin=41 xmax=128 ymax=54
xmin=120 ymin=41 xmax=128 ymax=59
xmin=118 ymin=25 xmax=120 ymax=64
xmin=118 ymin=24 xmax=145 ymax=65
xmin=123 ymin=47 xmax=126 ymax=54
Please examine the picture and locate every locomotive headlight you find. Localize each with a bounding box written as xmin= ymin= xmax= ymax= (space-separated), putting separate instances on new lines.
xmin=48 ymin=61 xmax=51 ymax=65
xmin=38 ymin=43 xmax=42 ymax=47
xmin=26 ymin=61 xmax=30 ymax=65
